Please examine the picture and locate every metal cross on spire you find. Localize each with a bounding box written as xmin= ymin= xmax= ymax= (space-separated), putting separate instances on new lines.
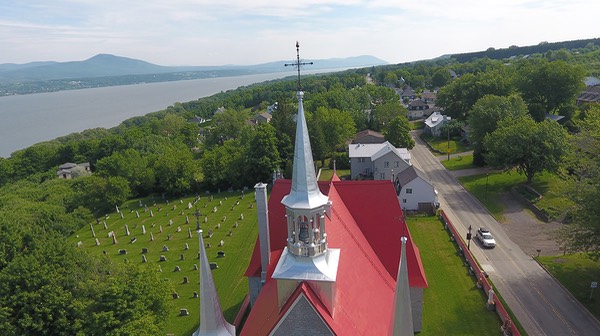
xmin=285 ymin=41 xmax=313 ymax=91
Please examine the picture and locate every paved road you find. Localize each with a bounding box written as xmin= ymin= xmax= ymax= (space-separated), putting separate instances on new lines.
xmin=410 ymin=131 xmax=600 ymax=336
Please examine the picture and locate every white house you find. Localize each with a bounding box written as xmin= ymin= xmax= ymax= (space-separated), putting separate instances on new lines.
xmin=56 ymin=162 xmax=91 ymax=179
xmin=424 ymin=111 xmax=451 ymax=137
xmin=395 ymin=166 xmax=438 ymax=212
xmin=349 ymin=141 xmax=411 ymax=180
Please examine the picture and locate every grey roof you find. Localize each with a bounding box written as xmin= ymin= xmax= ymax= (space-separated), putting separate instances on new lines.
xmin=349 ymin=141 xmax=411 ymax=163
xmin=396 ymin=166 xmax=428 ymax=187
xmin=281 ymin=92 xmax=330 ymax=210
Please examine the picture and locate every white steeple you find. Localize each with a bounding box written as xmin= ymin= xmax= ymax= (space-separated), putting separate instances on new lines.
xmin=390 ymin=236 xmax=414 ymax=336
xmin=193 ymin=230 xmax=235 ymax=336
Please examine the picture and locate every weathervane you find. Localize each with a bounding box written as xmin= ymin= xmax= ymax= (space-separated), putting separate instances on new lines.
xmin=285 ymin=41 xmax=313 ymax=91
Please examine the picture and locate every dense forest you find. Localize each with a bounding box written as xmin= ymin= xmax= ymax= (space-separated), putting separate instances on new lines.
xmin=1 ymin=40 xmax=600 ymax=334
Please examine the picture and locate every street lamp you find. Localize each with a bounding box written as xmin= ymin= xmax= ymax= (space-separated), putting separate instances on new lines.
xmin=447 ymin=127 xmax=451 ymax=161
xmin=466 ymin=225 xmax=472 ymax=250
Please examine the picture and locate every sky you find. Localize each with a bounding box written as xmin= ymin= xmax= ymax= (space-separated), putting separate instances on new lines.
xmin=1 ymin=0 xmax=599 ymax=66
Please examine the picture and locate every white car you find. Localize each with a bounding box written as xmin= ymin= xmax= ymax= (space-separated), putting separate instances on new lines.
xmin=476 ymin=228 xmax=496 ymax=248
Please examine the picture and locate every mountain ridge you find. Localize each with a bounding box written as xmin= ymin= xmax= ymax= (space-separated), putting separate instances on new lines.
xmin=0 ymin=54 xmax=387 ymax=83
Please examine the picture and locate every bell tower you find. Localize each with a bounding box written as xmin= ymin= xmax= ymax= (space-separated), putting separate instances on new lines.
xmin=272 ymin=42 xmax=340 ymax=316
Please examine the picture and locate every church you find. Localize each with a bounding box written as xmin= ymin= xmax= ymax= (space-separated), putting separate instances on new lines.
xmin=194 ymin=46 xmax=427 ymax=336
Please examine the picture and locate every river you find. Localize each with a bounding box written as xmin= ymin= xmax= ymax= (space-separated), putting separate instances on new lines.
xmin=0 ymin=69 xmax=342 ymax=158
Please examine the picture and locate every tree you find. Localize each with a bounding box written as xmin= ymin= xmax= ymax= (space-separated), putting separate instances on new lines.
xmin=467 ymin=94 xmax=529 ymax=154
xmin=383 ymin=116 xmax=414 ymax=149
xmin=308 ymin=107 xmax=356 ymax=165
xmin=431 ymin=68 xmax=452 ymax=88
xmin=95 ymin=149 xmax=155 ymax=195
xmin=557 ymin=105 xmax=600 ymax=257
xmin=484 ymin=115 xmax=570 ymax=183
xmin=515 ymin=59 xmax=585 ymax=114
xmin=153 ymin=147 xmax=198 ymax=195
xmin=371 ymin=101 xmax=407 ymax=131
xmin=245 ymin=123 xmax=281 ymax=185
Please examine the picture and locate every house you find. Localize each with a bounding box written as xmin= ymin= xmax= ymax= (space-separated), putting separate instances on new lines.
xmin=349 ymin=141 xmax=411 ymax=180
xmin=400 ymin=85 xmax=416 ymax=101
xmin=407 ymin=99 xmax=441 ymax=120
xmin=351 ymin=129 xmax=385 ymax=144
xmin=255 ymin=112 xmax=272 ymax=124
xmin=577 ymin=85 xmax=600 ymax=106
xmin=421 ymin=90 xmax=436 ymax=104
xmin=240 ymin=90 xmax=427 ymax=335
xmin=424 ymin=111 xmax=451 ymax=137
xmin=187 ymin=115 xmax=206 ymax=124
xmin=395 ymin=166 xmax=438 ymax=213
xmin=56 ymin=162 xmax=91 ymax=179
xmin=267 ymin=102 xmax=278 ymax=114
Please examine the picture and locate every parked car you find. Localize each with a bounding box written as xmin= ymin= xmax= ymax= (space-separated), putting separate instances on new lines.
xmin=476 ymin=228 xmax=496 ymax=248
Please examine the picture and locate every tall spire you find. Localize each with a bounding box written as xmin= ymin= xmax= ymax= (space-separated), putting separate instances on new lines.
xmin=193 ymin=230 xmax=235 ymax=336
xmin=285 ymin=41 xmax=313 ymax=91
xmin=390 ymin=236 xmax=414 ymax=336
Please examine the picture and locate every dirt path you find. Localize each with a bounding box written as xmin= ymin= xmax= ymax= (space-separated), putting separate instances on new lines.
xmin=498 ymin=192 xmax=563 ymax=256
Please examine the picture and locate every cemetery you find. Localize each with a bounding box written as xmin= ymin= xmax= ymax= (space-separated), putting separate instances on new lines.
xmin=69 ymin=190 xmax=258 ymax=336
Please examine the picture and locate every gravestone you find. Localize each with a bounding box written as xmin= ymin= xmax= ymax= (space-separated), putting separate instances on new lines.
xmin=169 ymin=219 xmax=173 ymax=226
xmin=206 ymin=242 xmax=211 ymax=248
xmin=249 ymin=203 xmax=253 ymax=209
xmin=228 ymin=230 xmax=232 ymax=236
xmin=158 ymin=265 xmax=163 ymax=272
xmin=174 ymin=266 xmax=181 ymax=272
xmin=234 ymin=221 xmax=239 ymax=228
xmin=187 ymin=228 xmax=192 ymax=238
xmin=180 ymin=308 xmax=189 ymax=316
xmin=184 ymin=243 xmax=189 ymax=250
xmin=210 ymin=195 xmax=213 ymax=201
xmin=162 ymin=245 xmax=169 ymax=252
xmin=219 ymin=200 xmax=223 ymax=206
xmin=172 ymin=293 xmax=179 ymax=299
xmin=136 ymin=211 xmax=140 ymax=218
xmin=76 ymin=241 xmax=83 ymax=247
xmin=204 ymin=216 xmax=208 ymax=223
xmin=222 ymin=215 xmax=227 ymax=222
xmin=119 ymin=249 xmax=127 ymax=255
xmin=180 ymin=254 xmax=184 ymax=261
xmin=112 ymin=235 xmax=118 ymax=244
xmin=181 ymin=199 xmax=184 ymax=204
xmin=176 ymin=226 xmax=181 ymax=232
xmin=193 ymin=291 xmax=198 ymax=298
xmin=95 ymin=238 xmax=100 ymax=246
xmin=151 ymin=222 xmax=156 ymax=227
xmin=217 ymin=251 xmax=225 ymax=257
xmin=142 ymin=225 xmax=146 ymax=235
xmin=219 ymin=240 xmax=224 ymax=247
xmin=150 ymin=210 xmax=154 ymax=217
xmin=108 ymin=231 xmax=114 ymax=238
xmin=210 ymin=262 xmax=218 ymax=270
xmin=120 ymin=212 xmax=124 ymax=219
xmin=103 ymin=222 xmax=108 ymax=230
xmin=188 ymin=202 xmax=193 ymax=209
xmin=125 ymin=224 xmax=130 ymax=236
xmin=142 ymin=255 xmax=147 ymax=263
xmin=216 ymin=223 xmax=220 ymax=229
xmin=212 ymin=206 xmax=217 ymax=213
xmin=185 ymin=216 xmax=189 ymax=224
xmin=159 ymin=225 xmax=163 ymax=233
xmin=167 ymin=234 xmax=171 ymax=241
xmin=130 ymin=237 xmax=137 ymax=244
xmin=235 ymin=200 xmax=240 ymax=206
xmin=193 ymin=264 xmax=198 ymax=270
xmin=183 ymin=276 xmax=188 ymax=284
xmin=90 ymin=224 xmax=96 ymax=237
xmin=159 ymin=255 xmax=167 ymax=262
xmin=141 ymin=247 xmax=149 ymax=254
xmin=239 ymin=213 xmax=244 ymax=220
xmin=150 ymin=232 xmax=155 ymax=241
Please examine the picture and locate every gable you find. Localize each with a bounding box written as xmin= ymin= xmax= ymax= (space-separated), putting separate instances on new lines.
xmin=271 ymin=293 xmax=334 ymax=336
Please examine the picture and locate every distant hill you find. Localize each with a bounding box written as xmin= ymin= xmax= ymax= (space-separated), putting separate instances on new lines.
xmin=448 ymin=37 xmax=600 ymax=63
xmin=0 ymin=54 xmax=387 ymax=83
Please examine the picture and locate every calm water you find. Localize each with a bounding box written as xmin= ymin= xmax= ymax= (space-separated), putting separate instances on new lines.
xmin=0 ymin=69 xmax=340 ymax=158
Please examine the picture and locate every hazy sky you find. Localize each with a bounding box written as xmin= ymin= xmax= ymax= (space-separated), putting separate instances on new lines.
xmin=1 ymin=0 xmax=598 ymax=66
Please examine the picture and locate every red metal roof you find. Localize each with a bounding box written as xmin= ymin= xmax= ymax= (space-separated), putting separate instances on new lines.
xmin=242 ymin=178 xmax=427 ymax=335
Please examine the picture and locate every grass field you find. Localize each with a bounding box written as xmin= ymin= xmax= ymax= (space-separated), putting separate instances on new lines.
xmin=458 ymin=170 xmax=574 ymax=222
xmin=318 ymin=168 xmax=350 ymax=181
xmin=407 ymin=215 xmax=501 ymax=335
xmin=70 ymin=191 xmax=258 ymax=336
xmin=441 ymin=154 xmax=475 ymax=171
xmin=421 ymin=133 xmax=470 ymax=156
xmin=537 ymin=254 xmax=600 ymax=320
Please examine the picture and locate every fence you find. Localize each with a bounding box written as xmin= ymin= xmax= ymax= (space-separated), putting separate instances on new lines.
xmin=439 ymin=210 xmax=520 ymax=336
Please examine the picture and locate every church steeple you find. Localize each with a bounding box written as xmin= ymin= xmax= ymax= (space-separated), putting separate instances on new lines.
xmin=390 ymin=236 xmax=414 ymax=336
xmin=193 ymin=230 xmax=235 ymax=336
xmin=280 ymin=42 xmax=331 ymax=258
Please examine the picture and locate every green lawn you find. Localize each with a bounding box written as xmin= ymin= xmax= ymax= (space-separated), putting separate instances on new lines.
xmin=421 ymin=133 xmax=470 ymax=155
xmin=70 ymin=191 xmax=258 ymax=336
xmin=407 ymin=215 xmax=502 ymax=335
xmin=441 ymin=154 xmax=475 ymax=171
xmin=537 ymin=254 xmax=600 ymax=320
xmin=458 ymin=170 xmax=574 ymax=222
xmin=318 ymin=168 xmax=350 ymax=181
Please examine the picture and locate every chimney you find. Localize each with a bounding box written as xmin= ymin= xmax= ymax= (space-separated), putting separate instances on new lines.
xmin=254 ymin=182 xmax=271 ymax=283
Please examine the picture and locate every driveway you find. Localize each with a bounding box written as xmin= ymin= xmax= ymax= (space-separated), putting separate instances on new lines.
xmin=409 ymin=130 xmax=600 ymax=336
